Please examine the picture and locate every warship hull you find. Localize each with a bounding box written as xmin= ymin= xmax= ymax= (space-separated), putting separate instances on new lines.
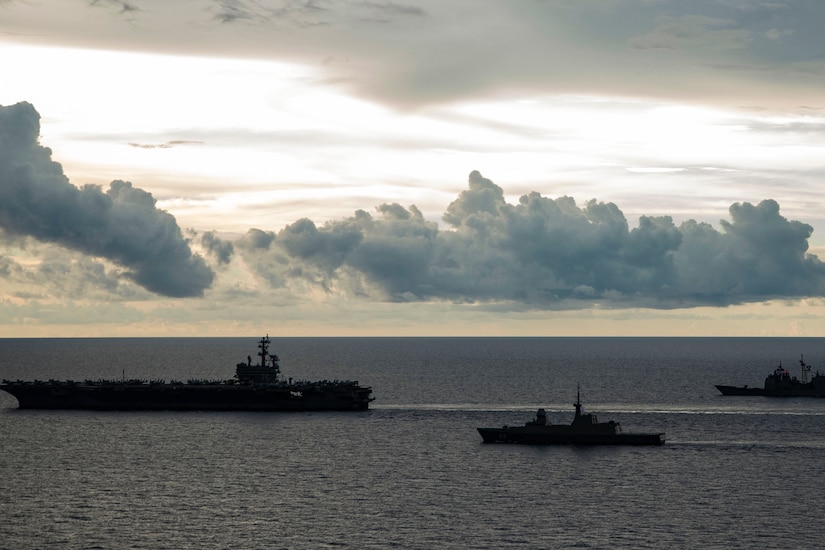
xmin=0 ymin=383 xmax=372 ymax=411
xmin=477 ymin=427 xmax=665 ymax=446
xmin=715 ymin=384 xmax=825 ymax=397
xmin=714 ymin=385 xmax=766 ymax=396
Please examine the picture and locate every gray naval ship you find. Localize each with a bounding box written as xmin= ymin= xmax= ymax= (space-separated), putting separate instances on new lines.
xmin=0 ymin=336 xmax=374 ymax=411
xmin=715 ymin=355 xmax=825 ymax=397
xmin=477 ymin=387 xmax=665 ymax=445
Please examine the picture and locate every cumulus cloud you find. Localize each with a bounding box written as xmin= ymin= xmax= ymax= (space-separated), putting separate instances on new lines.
xmin=239 ymin=170 xmax=825 ymax=308
xmin=200 ymin=230 xmax=234 ymax=265
xmin=0 ymin=102 xmax=214 ymax=297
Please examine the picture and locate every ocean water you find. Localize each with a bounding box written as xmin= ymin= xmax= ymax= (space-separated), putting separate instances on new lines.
xmin=2 ymin=337 xmax=825 ymax=549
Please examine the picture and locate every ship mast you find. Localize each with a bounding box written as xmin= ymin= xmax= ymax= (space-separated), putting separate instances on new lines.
xmin=258 ymin=335 xmax=271 ymax=367
xmin=574 ymin=383 xmax=582 ymax=417
xmin=800 ymin=355 xmax=811 ymax=384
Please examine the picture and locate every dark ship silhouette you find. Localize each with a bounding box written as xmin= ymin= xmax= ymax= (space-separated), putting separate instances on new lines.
xmin=0 ymin=336 xmax=373 ymax=411
xmin=715 ymin=355 xmax=825 ymax=397
xmin=477 ymin=387 xmax=665 ymax=445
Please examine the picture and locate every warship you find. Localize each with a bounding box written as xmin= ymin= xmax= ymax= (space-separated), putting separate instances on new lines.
xmin=0 ymin=336 xmax=374 ymax=411
xmin=477 ymin=388 xmax=665 ymax=445
xmin=715 ymin=355 xmax=825 ymax=397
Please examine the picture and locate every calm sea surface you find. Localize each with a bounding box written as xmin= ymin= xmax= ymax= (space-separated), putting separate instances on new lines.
xmin=2 ymin=337 xmax=825 ymax=549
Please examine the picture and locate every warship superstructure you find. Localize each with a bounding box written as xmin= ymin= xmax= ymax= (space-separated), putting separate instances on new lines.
xmin=715 ymin=355 xmax=825 ymax=397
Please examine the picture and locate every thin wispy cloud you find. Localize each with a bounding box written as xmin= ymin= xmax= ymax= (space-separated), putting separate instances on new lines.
xmin=127 ymin=140 xmax=204 ymax=149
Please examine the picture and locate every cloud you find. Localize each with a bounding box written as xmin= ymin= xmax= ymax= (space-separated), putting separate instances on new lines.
xmin=675 ymin=199 xmax=824 ymax=299
xmin=6 ymin=1 xmax=825 ymax=111
xmin=239 ymin=170 xmax=825 ymax=308
xmin=88 ymin=0 xmax=139 ymax=15
xmin=200 ymin=230 xmax=234 ymax=264
xmin=0 ymin=102 xmax=214 ymax=297
xmin=5 ymin=246 xmax=147 ymax=300
xmin=127 ymin=140 xmax=203 ymax=149
xmin=209 ymin=0 xmax=272 ymax=25
xmin=630 ymin=14 xmax=752 ymax=51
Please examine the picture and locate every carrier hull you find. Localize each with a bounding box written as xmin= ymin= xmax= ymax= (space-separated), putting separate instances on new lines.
xmin=0 ymin=383 xmax=372 ymax=411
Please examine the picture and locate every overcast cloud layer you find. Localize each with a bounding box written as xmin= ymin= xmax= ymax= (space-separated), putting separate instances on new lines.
xmin=0 ymin=102 xmax=213 ymax=297
xmin=4 ymin=0 xmax=825 ymax=111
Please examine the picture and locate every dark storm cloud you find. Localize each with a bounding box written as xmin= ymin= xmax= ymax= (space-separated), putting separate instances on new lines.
xmin=674 ymin=199 xmax=824 ymax=299
xmin=240 ymin=171 xmax=825 ymax=308
xmin=0 ymin=102 xmax=214 ymax=297
xmin=201 ymin=230 xmax=234 ymax=264
xmin=239 ymin=228 xmax=275 ymax=250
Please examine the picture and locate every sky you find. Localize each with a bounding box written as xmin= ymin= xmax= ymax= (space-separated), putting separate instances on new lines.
xmin=1 ymin=0 xmax=825 ymax=337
